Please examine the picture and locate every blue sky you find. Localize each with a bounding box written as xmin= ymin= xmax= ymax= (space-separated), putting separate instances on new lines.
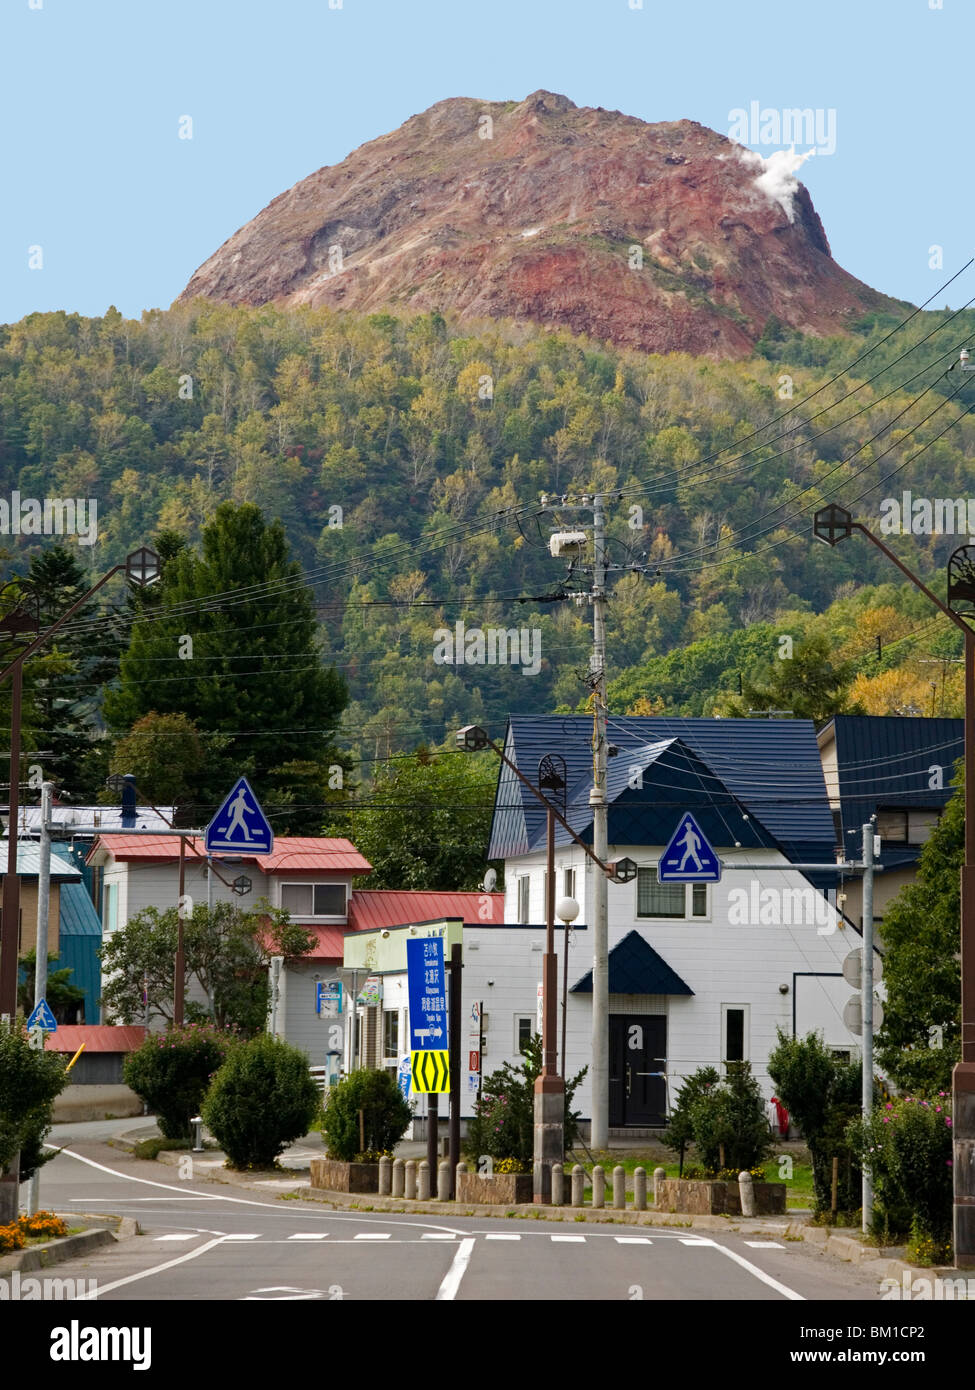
xmin=3 ymin=0 xmax=971 ymax=323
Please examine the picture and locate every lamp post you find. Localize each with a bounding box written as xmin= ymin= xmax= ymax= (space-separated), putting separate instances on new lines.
xmin=457 ymin=725 xmax=631 ymax=1200
xmin=0 ymin=549 xmax=160 ymax=1021
xmin=814 ymin=504 xmax=975 ymax=1266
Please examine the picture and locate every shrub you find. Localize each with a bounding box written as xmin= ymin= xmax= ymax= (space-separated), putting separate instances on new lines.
xmin=848 ymin=1093 xmax=953 ymax=1252
xmin=201 ymin=1034 xmax=320 ymax=1169
xmin=464 ymin=1036 xmax=587 ymax=1168
xmin=18 ymin=1210 xmax=68 ymax=1239
xmin=321 ymin=1069 xmax=412 ymax=1162
xmin=768 ymin=1029 xmax=863 ymax=1215
xmin=124 ymin=1023 xmax=238 ymax=1140
xmin=0 ymin=1223 xmax=25 ymax=1254
xmin=0 ymin=1024 xmax=67 ymax=1180
xmin=684 ymin=1062 xmax=773 ymax=1174
xmin=663 ymin=1066 xmax=720 ymax=1175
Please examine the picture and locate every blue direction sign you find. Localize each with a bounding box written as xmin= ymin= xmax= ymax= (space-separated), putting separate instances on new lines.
xmin=658 ymin=812 xmax=722 ymax=881
xmin=397 ymin=1055 xmax=412 ymax=1099
xmin=205 ymin=777 xmax=273 ymax=855
xmin=406 ymin=937 xmax=447 ymax=1050
xmin=27 ymin=999 xmax=57 ymax=1032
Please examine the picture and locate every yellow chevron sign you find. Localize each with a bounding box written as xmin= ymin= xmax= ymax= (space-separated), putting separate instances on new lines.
xmin=411 ymin=1049 xmax=450 ymax=1093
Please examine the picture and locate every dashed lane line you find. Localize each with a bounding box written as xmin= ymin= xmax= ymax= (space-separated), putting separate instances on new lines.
xmin=745 ymin=1241 xmax=785 ymax=1249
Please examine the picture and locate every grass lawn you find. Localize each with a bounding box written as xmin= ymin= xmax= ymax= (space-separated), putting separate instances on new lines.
xmin=566 ymin=1151 xmax=815 ymax=1209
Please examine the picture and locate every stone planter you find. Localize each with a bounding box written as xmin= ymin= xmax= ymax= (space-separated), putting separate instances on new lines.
xmin=656 ymin=1178 xmax=786 ymax=1216
xmin=310 ymin=1158 xmax=379 ymax=1194
xmin=455 ymin=1171 xmax=533 ymax=1204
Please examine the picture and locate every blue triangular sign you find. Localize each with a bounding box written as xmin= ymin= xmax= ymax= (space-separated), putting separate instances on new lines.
xmin=205 ymin=777 xmax=274 ymax=855
xmin=27 ymin=998 xmax=58 ymax=1032
xmin=658 ymin=812 xmax=722 ymax=881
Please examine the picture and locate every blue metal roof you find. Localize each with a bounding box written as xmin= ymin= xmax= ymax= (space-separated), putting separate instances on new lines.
xmin=827 ymin=715 xmax=963 ymax=871
xmin=488 ymin=715 xmax=835 ymax=864
xmin=571 ymin=930 xmax=694 ymax=996
xmin=58 ymin=879 xmax=102 ymax=937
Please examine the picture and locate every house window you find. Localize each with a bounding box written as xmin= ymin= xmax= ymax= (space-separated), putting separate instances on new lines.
xmin=516 ymin=1016 xmax=534 ymax=1051
xmin=637 ymin=868 xmax=687 ymax=918
xmin=876 ymin=807 xmax=940 ymax=845
xmin=563 ymin=867 xmax=576 ymax=899
xmin=383 ymin=1010 xmax=399 ymax=1059
xmin=722 ymin=1005 xmax=748 ymax=1063
xmin=280 ymin=882 xmax=347 ymax=917
xmin=517 ymin=876 xmax=530 ymax=924
xmin=691 ymin=883 xmax=708 ymax=917
xmin=103 ymin=882 xmax=118 ymax=935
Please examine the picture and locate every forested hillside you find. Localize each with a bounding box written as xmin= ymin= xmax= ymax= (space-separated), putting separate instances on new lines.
xmin=2 ymin=300 xmax=974 ymax=782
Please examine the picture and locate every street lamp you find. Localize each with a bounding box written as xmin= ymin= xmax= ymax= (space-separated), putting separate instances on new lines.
xmin=813 ymin=506 xmax=975 ymax=1267
xmin=0 ymin=549 xmax=160 ymax=1021
xmin=457 ymin=724 xmax=620 ymax=1202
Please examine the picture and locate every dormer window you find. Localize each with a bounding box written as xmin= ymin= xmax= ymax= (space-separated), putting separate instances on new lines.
xmin=280 ymin=882 xmax=347 ymax=917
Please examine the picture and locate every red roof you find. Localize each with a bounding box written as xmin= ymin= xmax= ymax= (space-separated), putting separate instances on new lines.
xmin=89 ymin=834 xmax=371 ymax=875
xmin=302 ymin=925 xmax=352 ymax=960
xmin=44 ymin=1025 xmax=146 ymax=1054
xmin=348 ymin=889 xmax=504 ymax=931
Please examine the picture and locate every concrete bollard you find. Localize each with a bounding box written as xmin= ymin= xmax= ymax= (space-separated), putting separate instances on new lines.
xmin=571 ymin=1164 xmax=585 ymax=1207
xmin=405 ymin=1159 xmax=417 ymax=1200
xmin=738 ymin=1170 xmax=756 ymax=1217
xmin=612 ymin=1165 xmax=626 ymax=1209
xmin=378 ymin=1155 xmax=392 ymax=1196
xmin=633 ymin=1167 xmax=647 ymax=1211
xmin=418 ymin=1159 xmax=430 ymax=1200
xmin=551 ymin=1163 xmax=565 ymax=1206
xmin=653 ymin=1166 xmax=666 ymax=1206
xmin=392 ymin=1157 xmax=405 ymax=1198
xmin=592 ymin=1165 xmax=605 ymax=1209
xmin=437 ymin=1160 xmax=451 ymax=1202
xmin=456 ymin=1161 xmax=467 ymax=1202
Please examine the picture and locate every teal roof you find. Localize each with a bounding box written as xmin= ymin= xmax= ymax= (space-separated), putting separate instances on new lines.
xmin=58 ymin=880 xmax=101 ymax=937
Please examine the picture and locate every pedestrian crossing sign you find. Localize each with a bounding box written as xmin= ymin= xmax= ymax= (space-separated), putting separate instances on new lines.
xmin=205 ymin=777 xmax=274 ymax=855
xmin=657 ymin=812 xmax=722 ymax=882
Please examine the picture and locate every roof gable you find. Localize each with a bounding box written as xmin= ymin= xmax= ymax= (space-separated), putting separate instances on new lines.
xmin=571 ymin=930 xmax=693 ymax=996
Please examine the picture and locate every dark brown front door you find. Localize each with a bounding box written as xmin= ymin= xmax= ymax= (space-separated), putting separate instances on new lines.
xmin=609 ymin=1014 xmax=667 ymax=1126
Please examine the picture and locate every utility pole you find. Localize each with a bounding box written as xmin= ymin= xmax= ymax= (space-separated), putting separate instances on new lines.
xmin=33 ymin=780 xmax=54 ymax=1015
xmin=861 ymin=822 xmax=875 ymax=1234
xmin=590 ymin=493 xmax=610 ymax=1151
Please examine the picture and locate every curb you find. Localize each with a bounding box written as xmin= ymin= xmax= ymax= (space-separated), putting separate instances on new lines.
xmin=0 ymin=1215 xmax=138 ymax=1276
xmin=119 ymin=1142 xmax=967 ymax=1288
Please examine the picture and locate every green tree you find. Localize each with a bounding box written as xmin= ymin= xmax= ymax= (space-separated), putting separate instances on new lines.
xmin=721 ymin=633 xmax=863 ymax=725
xmin=662 ymin=1066 xmax=719 ymax=1175
xmin=464 ymin=1036 xmax=587 ymax=1169
xmin=17 ymin=953 xmax=85 ymax=1023
xmin=103 ymin=503 xmax=347 ymax=832
xmin=0 ymin=1025 xmax=67 ymax=1188
xmin=768 ymin=1029 xmax=863 ymax=1214
xmin=684 ymin=1061 xmax=773 ymax=1174
xmin=874 ymin=773 xmax=962 ymax=1094
xmin=99 ymin=900 xmax=315 ymax=1034
xmin=329 ymin=748 xmax=500 ymax=890
xmin=124 ymin=1024 xmax=238 ymax=1140
xmin=107 ymin=711 xmax=205 ymax=808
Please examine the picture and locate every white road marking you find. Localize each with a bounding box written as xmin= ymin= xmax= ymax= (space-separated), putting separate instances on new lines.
xmin=50 ymin=1147 xmax=465 ymax=1236
xmin=354 ymin=1232 xmax=390 ymax=1240
xmin=435 ymin=1237 xmax=475 ymax=1301
xmin=243 ymin=1287 xmax=328 ymax=1301
xmin=615 ymin=1236 xmax=652 ymax=1244
xmin=77 ymin=1237 xmax=226 ymax=1299
xmin=679 ymin=1238 xmax=715 ymax=1246
xmin=485 ymin=1234 xmax=520 ymax=1241
xmin=745 ymin=1240 xmax=785 ymax=1249
xmin=710 ymin=1241 xmax=805 ymax=1301
xmin=422 ymin=1232 xmax=456 ymax=1240
xmin=154 ymin=1233 xmax=197 ymax=1241
xmin=223 ymin=1233 xmax=261 ymax=1240
xmin=288 ymin=1233 xmax=329 ymax=1241
xmin=552 ymin=1235 xmax=586 ymax=1242
xmin=73 ymin=1196 xmax=215 ymax=1202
